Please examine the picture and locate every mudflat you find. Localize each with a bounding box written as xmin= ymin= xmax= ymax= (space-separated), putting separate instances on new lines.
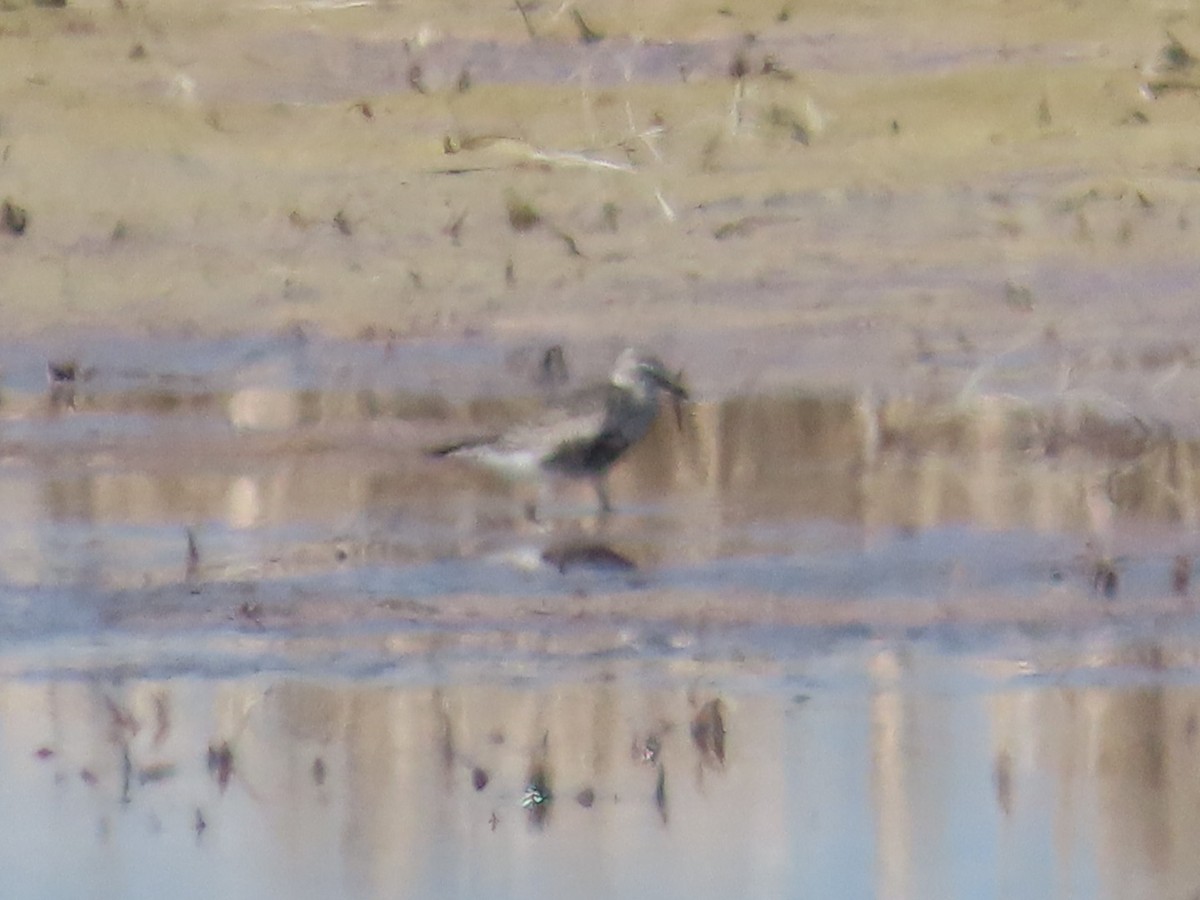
xmin=4 ymin=3 xmax=1200 ymax=899
xmin=2 ymin=0 xmax=1199 ymax=411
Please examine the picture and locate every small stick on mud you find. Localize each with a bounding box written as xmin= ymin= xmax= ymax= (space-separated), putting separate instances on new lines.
xmin=47 ymin=360 xmax=77 ymax=384
xmin=570 ymin=8 xmax=603 ymax=44
xmin=444 ymin=211 xmax=466 ymax=245
xmin=552 ymin=227 xmax=583 ymax=257
xmin=1173 ymin=555 xmax=1191 ymax=596
xmin=691 ymin=698 xmax=727 ymax=767
xmin=1092 ymin=559 xmax=1119 ymax=598
xmin=207 ymin=741 xmax=234 ymax=792
xmin=47 ymin=360 xmax=78 ymax=410
xmin=654 ymin=187 xmax=676 ymax=222
xmin=522 ymin=756 xmax=553 ymax=830
xmin=728 ymin=54 xmax=747 ymax=136
xmin=654 ymin=763 xmax=668 ymax=824
xmin=506 ymin=194 xmax=541 ymax=232
xmin=185 ymin=527 xmax=200 ymax=584
xmin=407 ymin=64 xmax=427 ymax=94
xmin=2 ymin=198 xmax=28 ymax=235
xmin=471 ymin=766 xmax=489 ymax=791
xmin=538 ymin=344 xmax=569 ymax=386
xmin=514 ymin=0 xmax=537 ymax=39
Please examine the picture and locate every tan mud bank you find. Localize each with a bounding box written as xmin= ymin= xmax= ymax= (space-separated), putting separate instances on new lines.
xmin=2 ymin=0 xmax=1199 ymax=398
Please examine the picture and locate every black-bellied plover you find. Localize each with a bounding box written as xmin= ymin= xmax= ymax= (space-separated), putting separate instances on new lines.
xmin=430 ymin=348 xmax=688 ymax=514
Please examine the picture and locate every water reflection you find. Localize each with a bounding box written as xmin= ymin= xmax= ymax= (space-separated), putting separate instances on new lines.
xmin=5 ymin=639 xmax=1200 ymax=900
xmin=0 ymin=355 xmax=1186 ymax=594
xmin=541 ymin=539 xmax=638 ymax=574
xmin=0 ymin=341 xmax=1198 ymax=897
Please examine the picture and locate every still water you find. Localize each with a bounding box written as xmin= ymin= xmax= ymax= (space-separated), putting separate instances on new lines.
xmin=0 ymin=334 xmax=1198 ymax=900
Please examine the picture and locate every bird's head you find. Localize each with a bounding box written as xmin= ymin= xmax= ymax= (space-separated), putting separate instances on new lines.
xmin=611 ymin=348 xmax=689 ymax=401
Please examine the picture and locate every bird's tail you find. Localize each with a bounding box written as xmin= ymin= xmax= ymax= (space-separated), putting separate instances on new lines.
xmin=426 ymin=435 xmax=501 ymax=458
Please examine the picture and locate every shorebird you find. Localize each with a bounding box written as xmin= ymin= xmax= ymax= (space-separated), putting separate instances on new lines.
xmin=430 ymin=348 xmax=688 ymax=514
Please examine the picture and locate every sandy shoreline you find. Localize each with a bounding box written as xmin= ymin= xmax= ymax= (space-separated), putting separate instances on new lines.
xmin=1 ymin=1 xmax=1197 ymax=398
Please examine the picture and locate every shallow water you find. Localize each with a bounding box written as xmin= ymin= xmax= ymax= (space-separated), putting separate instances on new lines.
xmin=1 ymin=335 xmax=1200 ymax=899
xmin=13 ymin=645 xmax=1200 ymax=900
xmin=6 ymin=0 xmax=1200 ymax=895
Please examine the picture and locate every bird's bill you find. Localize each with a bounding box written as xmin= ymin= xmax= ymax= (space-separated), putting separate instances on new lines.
xmin=631 ymin=354 xmax=690 ymax=428
xmin=653 ymin=369 xmax=689 ymax=430
xmin=648 ymin=367 xmax=689 ymax=401
xmin=670 ymin=391 xmax=687 ymax=430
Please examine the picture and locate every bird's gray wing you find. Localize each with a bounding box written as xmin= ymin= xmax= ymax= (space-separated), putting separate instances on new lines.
xmin=501 ymin=408 xmax=608 ymax=460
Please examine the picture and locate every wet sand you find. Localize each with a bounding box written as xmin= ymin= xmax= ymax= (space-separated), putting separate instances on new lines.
xmin=3 ymin=1 xmax=1200 ymax=898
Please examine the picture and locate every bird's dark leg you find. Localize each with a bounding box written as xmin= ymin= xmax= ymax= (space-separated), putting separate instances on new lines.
xmin=526 ymin=480 xmax=553 ymax=524
xmin=594 ymin=478 xmax=613 ymax=515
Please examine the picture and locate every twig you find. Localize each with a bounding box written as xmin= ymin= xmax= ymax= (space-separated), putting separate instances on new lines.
xmin=514 ymin=0 xmax=537 ymax=39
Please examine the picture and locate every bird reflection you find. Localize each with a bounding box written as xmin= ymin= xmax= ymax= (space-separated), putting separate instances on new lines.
xmin=541 ymin=540 xmax=637 ymax=574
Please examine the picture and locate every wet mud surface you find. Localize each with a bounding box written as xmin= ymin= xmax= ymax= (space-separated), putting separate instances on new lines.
xmin=0 ymin=334 xmax=1199 ymax=899
xmin=5 ymin=0 xmax=1200 ymax=896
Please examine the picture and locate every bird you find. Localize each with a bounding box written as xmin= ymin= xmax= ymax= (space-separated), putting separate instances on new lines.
xmin=429 ymin=347 xmax=688 ymax=515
